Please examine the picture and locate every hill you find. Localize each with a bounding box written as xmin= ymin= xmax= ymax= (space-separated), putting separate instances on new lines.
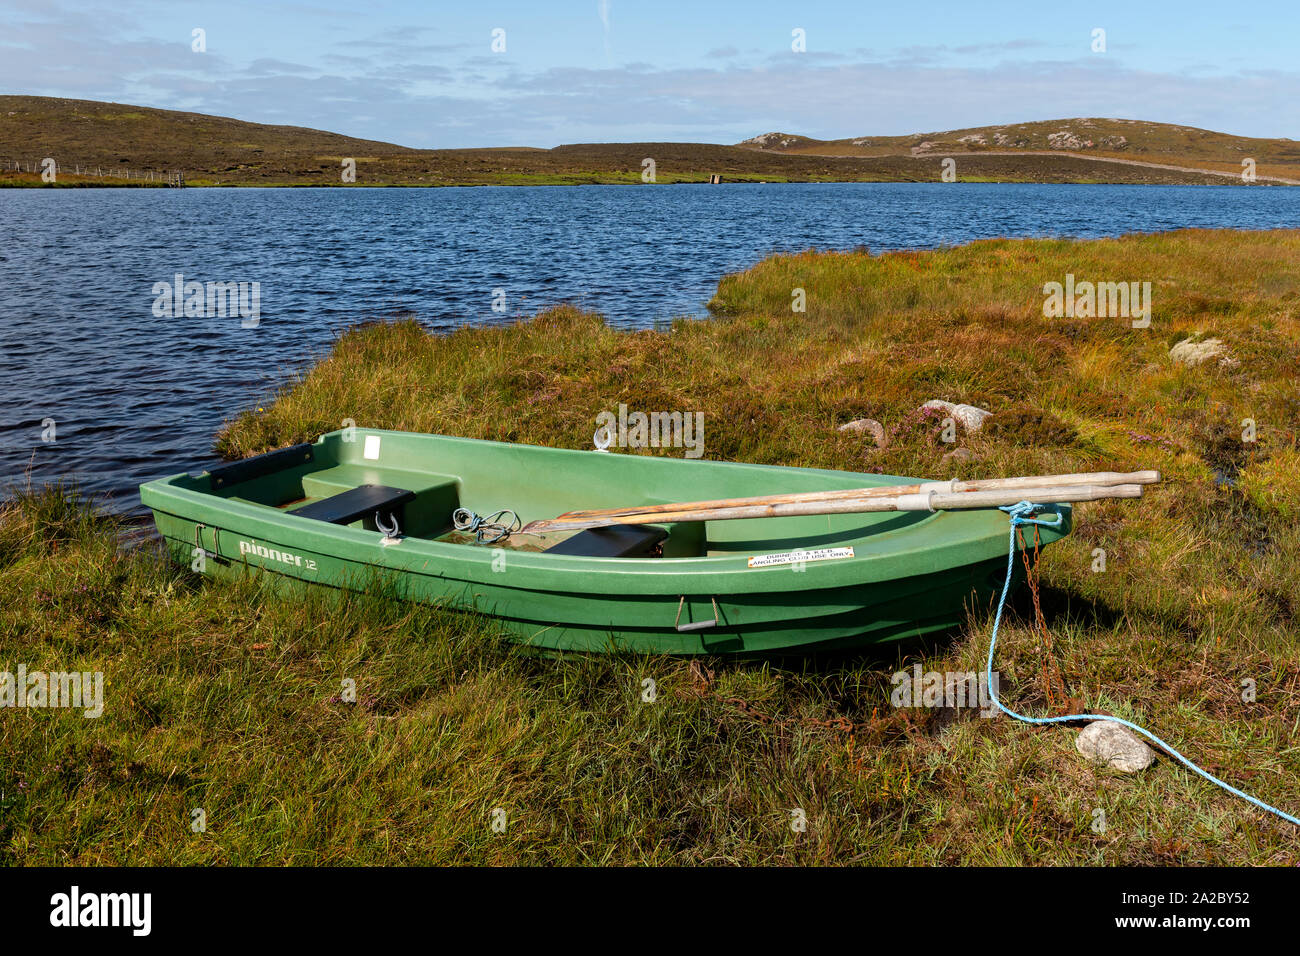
xmin=0 ymin=96 xmax=1294 ymax=187
xmin=739 ymin=118 xmax=1300 ymax=183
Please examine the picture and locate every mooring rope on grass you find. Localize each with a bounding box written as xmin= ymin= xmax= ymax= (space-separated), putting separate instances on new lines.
xmin=988 ymin=500 xmax=1300 ymax=829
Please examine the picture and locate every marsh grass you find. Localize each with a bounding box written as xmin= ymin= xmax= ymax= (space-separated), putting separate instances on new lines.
xmin=4 ymin=229 xmax=1299 ymax=863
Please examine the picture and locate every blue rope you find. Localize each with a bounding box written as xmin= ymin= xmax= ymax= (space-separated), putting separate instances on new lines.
xmin=452 ymin=507 xmax=520 ymax=544
xmin=987 ymin=500 xmax=1299 ymax=828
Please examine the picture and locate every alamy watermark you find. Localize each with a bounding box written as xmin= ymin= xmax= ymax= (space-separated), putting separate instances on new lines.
xmin=594 ymin=403 xmax=704 ymax=458
xmin=152 ymin=273 xmax=261 ymax=327
xmin=1042 ymin=273 xmax=1151 ymax=328
xmin=890 ymin=665 xmax=1000 ymax=717
xmin=1 ymin=666 xmax=103 ymax=718
xmin=50 ymin=886 xmax=150 ymax=935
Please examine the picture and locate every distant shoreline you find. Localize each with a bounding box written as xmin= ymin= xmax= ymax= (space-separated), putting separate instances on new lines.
xmin=1 ymin=176 xmax=1293 ymax=189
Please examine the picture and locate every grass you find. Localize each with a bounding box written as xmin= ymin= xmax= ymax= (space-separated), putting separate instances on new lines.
xmin=2 ymin=96 xmax=1285 ymax=187
xmin=5 ymin=228 xmax=1300 ymax=864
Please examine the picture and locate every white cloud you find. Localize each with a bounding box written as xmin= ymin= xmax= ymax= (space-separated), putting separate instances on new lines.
xmin=1 ymin=4 xmax=1296 ymax=148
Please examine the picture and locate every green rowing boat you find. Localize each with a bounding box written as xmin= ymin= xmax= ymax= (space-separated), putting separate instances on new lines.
xmin=139 ymin=428 xmax=1071 ymax=655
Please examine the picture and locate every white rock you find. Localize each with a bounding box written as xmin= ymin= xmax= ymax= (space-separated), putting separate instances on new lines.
xmin=1075 ymin=720 xmax=1156 ymax=773
xmin=921 ymin=399 xmax=956 ymax=413
xmin=952 ymin=404 xmax=992 ymax=433
xmin=920 ymin=400 xmax=991 ymax=433
xmin=1169 ymin=337 xmax=1228 ymax=367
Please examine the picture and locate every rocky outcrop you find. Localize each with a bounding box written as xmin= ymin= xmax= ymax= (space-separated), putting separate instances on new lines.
xmin=739 ymin=132 xmax=802 ymax=150
xmin=1048 ymin=130 xmax=1094 ymax=150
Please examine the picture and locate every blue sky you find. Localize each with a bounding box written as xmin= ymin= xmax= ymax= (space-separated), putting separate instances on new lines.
xmin=3 ymin=0 xmax=1298 ymax=147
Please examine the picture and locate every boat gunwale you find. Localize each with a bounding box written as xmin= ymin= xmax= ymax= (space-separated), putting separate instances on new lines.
xmin=139 ymin=431 xmax=1071 ymax=596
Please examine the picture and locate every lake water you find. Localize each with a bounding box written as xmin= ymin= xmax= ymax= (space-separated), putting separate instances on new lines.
xmin=2 ymin=182 xmax=1298 ymax=511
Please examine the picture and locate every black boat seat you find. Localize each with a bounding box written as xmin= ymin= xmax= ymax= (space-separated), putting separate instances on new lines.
xmin=545 ymin=523 xmax=668 ymax=558
xmin=291 ymin=484 xmax=415 ymax=525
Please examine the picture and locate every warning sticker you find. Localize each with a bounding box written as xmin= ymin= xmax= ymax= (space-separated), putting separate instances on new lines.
xmin=747 ymin=547 xmax=855 ymax=569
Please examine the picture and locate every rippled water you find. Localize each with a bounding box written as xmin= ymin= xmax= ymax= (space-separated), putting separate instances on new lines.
xmin=2 ymin=182 xmax=1298 ymax=510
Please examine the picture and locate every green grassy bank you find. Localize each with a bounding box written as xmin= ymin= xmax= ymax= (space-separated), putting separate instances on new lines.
xmin=4 ymin=229 xmax=1299 ymax=863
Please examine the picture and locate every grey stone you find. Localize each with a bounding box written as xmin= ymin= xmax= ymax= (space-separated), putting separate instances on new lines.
xmin=838 ymin=417 xmax=887 ymax=447
xmin=952 ymin=404 xmax=992 ymax=433
xmin=921 ymin=400 xmax=992 ymax=433
xmin=1075 ymin=720 xmax=1156 ymax=773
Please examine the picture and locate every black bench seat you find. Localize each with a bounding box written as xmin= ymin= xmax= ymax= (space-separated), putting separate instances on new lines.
xmin=290 ymin=484 xmax=415 ymax=525
xmin=545 ymin=523 xmax=667 ymax=558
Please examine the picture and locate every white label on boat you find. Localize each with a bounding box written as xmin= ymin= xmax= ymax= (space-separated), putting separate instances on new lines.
xmin=363 ymin=435 xmax=381 ymax=460
xmin=747 ymin=547 xmax=854 ymax=568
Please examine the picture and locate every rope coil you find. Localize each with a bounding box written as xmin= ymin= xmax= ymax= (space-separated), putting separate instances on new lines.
xmin=452 ymin=507 xmax=521 ymax=544
xmin=988 ymin=500 xmax=1299 ymax=828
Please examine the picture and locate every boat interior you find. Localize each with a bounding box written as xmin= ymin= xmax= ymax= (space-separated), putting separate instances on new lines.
xmin=193 ymin=433 xmax=929 ymax=559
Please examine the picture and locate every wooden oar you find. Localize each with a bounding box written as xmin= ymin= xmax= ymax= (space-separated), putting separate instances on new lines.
xmin=521 ymin=482 xmax=1144 ymax=534
xmin=554 ymin=470 xmax=1161 ymax=522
